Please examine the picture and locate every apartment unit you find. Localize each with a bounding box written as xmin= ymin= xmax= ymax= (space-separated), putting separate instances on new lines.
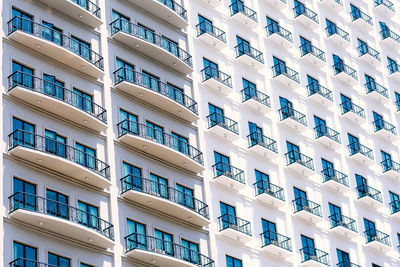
xmin=1 ymin=0 xmax=400 ymax=267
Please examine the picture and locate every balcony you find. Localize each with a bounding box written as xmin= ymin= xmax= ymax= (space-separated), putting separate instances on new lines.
xmin=356 ymin=185 xmax=384 ymax=209
xmin=10 ymin=259 xmax=56 ymax=267
xmin=8 ymin=130 xmax=110 ymax=189
xmin=293 ymin=5 xmax=319 ymax=29
xmin=307 ymin=83 xmax=333 ymax=106
xmin=314 ymin=125 xmax=341 ymax=149
xmin=381 ymin=159 xmax=400 ymax=180
xmin=322 ymin=168 xmax=349 ymax=193
xmin=332 ymin=62 xmax=358 ymax=86
xmin=241 ymin=87 xmax=271 ymax=114
xmin=125 ymin=233 xmax=214 ymax=267
xmin=329 ymin=213 xmax=358 ymax=239
xmin=110 ymin=19 xmax=192 ymax=75
xmin=350 ymin=9 xmax=373 ymax=30
xmin=285 ymin=151 xmax=315 ymax=176
xmin=196 ymin=21 xmax=227 ymax=50
xmin=8 ymin=72 xmax=107 ymax=132
xmin=229 ymin=2 xmax=258 ymax=28
xmin=340 ymin=102 xmax=366 ymax=124
xmin=320 ymin=0 xmax=343 ymax=11
xmin=266 ymin=24 xmax=293 ymax=48
xmin=300 ymin=247 xmax=330 ymax=267
xmin=388 ymin=63 xmax=400 ymax=81
xmin=380 ymin=29 xmax=400 ymax=49
xmin=279 ymin=107 xmax=308 ymax=133
xmin=247 ymin=132 xmax=278 ymax=159
xmin=293 ymin=198 xmax=323 ymax=224
xmin=365 ymin=81 xmax=389 ymax=103
xmin=374 ymin=0 xmax=395 ymax=16
xmin=348 ymin=143 xmax=374 ymax=165
xmin=299 ymin=43 xmax=326 ymax=67
xmin=326 ymin=25 xmax=350 ymax=47
xmin=254 ymin=180 xmax=285 ymax=208
xmin=7 ymin=17 xmax=103 ymax=79
xmin=271 ymin=64 xmax=300 ymax=88
xmin=9 ymin=192 xmax=114 ymax=248
xmin=373 ymin=119 xmax=397 ymax=141
xmin=364 ymin=229 xmax=392 ymax=253
xmin=201 ymin=66 xmax=232 ymax=95
xmin=207 ymin=113 xmax=239 ymax=141
xmin=38 ymin=0 xmax=101 ymax=28
xmin=267 ymin=0 xmax=287 ymax=9
xmin=218 ymin=214 xmax=253 ymax=243
xmin=389 ymin=200 xmax=400 ymax=219
xmin=113 ymin=68 xmax=198 ymax=123
xmin=235 ymin=44 xmax=264 ymax=69
xmin=212 ymin=162 xmax=246 ymax=191
xmin=125 ymin=0 xmax=188 ymax=29
xmin=260 ymin=231 xmax=292 ymax=258
xmin=117 ymin=120 xmax=204 ymax=173
xmin=337 ymin=261 xmax=361 ymax=267
xmin=121 ymin=175 xmax=209 ymax=227
xmin=358 ymin=45 xmax=381 ymax=66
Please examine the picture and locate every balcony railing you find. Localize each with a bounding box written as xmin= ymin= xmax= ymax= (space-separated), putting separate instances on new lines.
xmin=293 ymin=5 xmax=319 ymax=23
xmin=272 ymin=64 xmax=300 ymax=83
xmin=156 ymin=0 xmax=188 ymax=21
xmin=348 ymin=142 xmax=374 ymax=160
xmin=229 ymin=1 xmax=258 ymax=22
xmin=201 ymin=66 xmax=232 ymax=88
xmin=350 ymin=9 xmax=373 ymax=25
xmin=307 ymin=82 xmax=333 ymax=101
xmin=9 ymin=192 xmax=114 ymax=240
xmin=293 ymin=197 xmax=322 ymax=217
xmin=329 ymin=213 xmax=357 ymax=233
xmin=212 ymin=162 xmax=245 ymax=184
xmin=358 ymin=44 xmax=381 ymax=61
xmin=285 ymin=151 xmax=314 ymax=170
xmin=373 ymin=119 xmax=397 ymax=135
xmin=125 ymin=233 xmax=215 ymax=267
xmin=340 ymin=101 xmax=365 ymax=119
xmin=356 ymin=184 xmax=382 ymax=202
xmin=196 ymin=21 xmax=226 ymax=43
xmin=207 ymin=112 xmax=239 ymax=134
xmin=241 ymin=87 xmax=271 ymax=108
xmin=247 ymin=132 xmax=277 ymax=153
xmin=266 ymin=23 xmax=293 ymax=43
xmin=333 ymin=62 xmax=358 ymax=80
xmin=254 ymin=180 xmax=285 ymax=201
xmin=71 ymin=0 xmax=101 ymax=18
xmin=337 ymin=261 xmax=361 ymax=267
xmin=381 ymin=159 xmax=400 ymax=174
xmin=381 ymin=28 xmax=400 ymax=44
xmin=314 ymin=125 xmax=340 ymax=143
xmin=9 ymin=71 xmax=107 ymax=123
xmin=10 ymin=258 xmax=56 ymax=267
xmin=300 ymin=43 xmax=326 ymax=62
xmin=300 ymin=247 xmax=330 ymax=266
xmin=389 ymin=199 xmax=400 ymax=214
xmin=325 ymin=24 xmax=350 ymax=42
xmin=8 ymin=130 xmax=110 ymax=179
xmin=364 ymin=229 xmax=391 ymax=246
xmin=218 ymin=213 xmax=252 ymax=236
xmin=374 ymin=0 xmax=394 ymax=11
xmin=235 ymin=43 xmax=264 ymax=64
xmin=365 ymin=81 xmax=388 ymax=99
xmin=322 ymin=167 xmax=349 ymax=187
xmin=8 ymin=17 xmax=103 ymax=70
xmin=260 ymin=230 xmax=292 ymax=251
xmin=110 ymin=18 xmax=192 ymax=67
xmin=117 ymin=120 xmax=203 ymax=165
xmin=113 ymin=67 xmax=198 ymax=115
xmin=279 ymin=106 xmax=307 ymax=126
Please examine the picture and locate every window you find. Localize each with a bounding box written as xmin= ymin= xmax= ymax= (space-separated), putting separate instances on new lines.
xmin=142 ymin=70 xmax=160 ymax=91
xmin=350 ymin=4 xmax=361 ymax=20
xmin=115 ymin=58 xmax=134 ymax=82
xmin=336 ymin=249 xmax=350 ymax=266
xmin=43 ymin=73 xmax=64 ymax=100
xmin=45 ymin=129 xmax=66 ymax=158
xmin=176 ymin=184 xmax=194 ymax=209
xmin=314 ymin=115 xmax=326 ymax=137
xmin=381 ymin=150 xmax=392 ymax=171
xmin=122 ymin=162 xmax=142 ymax=191
xmin=255 ymin=170 xmax=270 ymax=194
xmin=332 ymin=54 xmax=344 ymax=73
xmin=294 ymin=0 xmax=306 ymax=17
xmin=307 ymin=75 xmax=319 ymax=94
xmin=321 ymin=158 xmax=334 ymax=179
xmin=111 ymin=11 xmax=130 ymax=33
xmin=226 ymin=255 xmax=242 ymax=267
xmin=167 ymin=83 xmax=184 ymax=104
xmin=181 ymin=239 xmax=200 ymax=264
xmin=75 ymin=143 xmax=96 ymax=169
xmin=150 ymin=173 xmax=168 ymax=198
xmin=78 ymin=201 xmax=99 ymax=230
xmin=48 ymin=252 xmax=70 ymax=267
xmin=261 ymin=219 xmax=277 ymax=245
xmin=46 ymin=189 xmax=69 ymax=219
xmin=203 ymin=58 xmax=219 ymax=79
xmin=286 ymin=141 xmax=300 ymax=164
xmin=11 ymin=8 xmax=33 ymax=33
xmin=340 ymin=94 xmax=352 ymax=113
xmin=355 ymin=174 xmax=368 ymax=198
xmin=12 ymin=117 xmax=35 ymax=148
xmin=363 ymin=218 xmax=376 ymax=242
xmin=325 ymin=19 xmax=337 ymax=36
xmin=137 ymin=23 xmax=156 ymax=43
xmin=154 ymin=229 xmax=174 ymax=255
xmin=214 ymin=151 xmax=230 ymax=176
xmin=242 ymin=78 xmax=257 ymax=102
xmin=395 ymin=92 xmax=400 ymax=110
xmin=208 ymin=103 xmax=224 ymax=127
xmin=171 ymin=132 xmax=189 ymax=154
xmin=357 ymin=39 xmax=368 ymax=56
xmin=13 ymin=241 xmax=37 ymax=263
xmin=220 ymin=202 xmax=237 ymax=228
xmin=272 ymin=57 xmax=286 ymax=75
xmin=301 ymin=235 xmax=316 ymax=260
xmin=146 ymin=121 xmax=164 ymax=144
xmin=71 ymin=36 xmax=91 ymax=60
xmin=389 ymin=191 xmax=400 ymax=214
xmin=198 ymin=15 xmax=213 ymax=35
xmin=388 ymin=57 xmax=398 ymax=74
xmin=293 ymin=187 xmax=307 ymax=211
xmin=119 ymin=109 xmax=138 ymax=135
xmin=161 ymin=35 xmax=179 ymax=56
xmin=372 ymin=111 xmax=384 ymax=131
xmin=364 ymin=74 xmax=376 ymax=93
xmin=347 ymin=133 xmax=359 ymax=155
xmin=81 ymin=263 xmax=94 ymax=267
xmin=329 ymin=203 xmax=342 ymax=227
xmin=13 ymin=177 xmax=36 ymax=211
xmin=11 ymin=61 xmax=34 ymax=89
xmin=266 ymin=17 xmax=279 ymax=35
xmin=236 ymin=36 xmax=250 ymax=56
xmin=299 ymin=36 xmax=312 ymax=55
xmin=42 ymin=21 xmax=63 ymax=45
xmin=73 ymin=88 xmax=93 ymax=113
xmin=126 ymin=219 xmax=146 ymax=249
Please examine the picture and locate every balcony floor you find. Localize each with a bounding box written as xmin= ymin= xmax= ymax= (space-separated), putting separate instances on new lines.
xmin=208 ymin=125 xmax=239 ymax=142
xmin=323 ymin=179 xmax=349 ymax=193
xmin=320 ymin=0 xmax=344 ymax=11
xmin=200 ymin=0 xmax=223 ymax=7
xmin=219 ymin=227 xmax=253 ymax=244
xmin=382 ymin=169 xmax=400 ymax=181
xmin=331 ymin=224 xmax=358 ymax=239
xmin=286 ymin=162 xmax=314 ymax=177
xmin=349 ymin=152 xmax=375 ymax=166
xmin=267 ymin=33 xmax=293 ymax=48
xmin=294 ymin=15 xmax=319 ymax=29
xmin=334 ymin=71 xmax=358 ymax=86
xmin=359 ymin=53 xmax=381 ymax=67
xmin=367 ymin=90 xmax=390 ymax=104
xmin=365 ymin=240 xmax=393 ymax=254
xmin=302 ymin=53 xmax=326 ymax=68
xmin=341 ymin=111 xmax=365 ymax=125
xmin=197 ymin=33 xmax=227 ymax=50
xmin=299 ymin=258 xmax=329 ymax=267
xmin=293 ymin=210 xmax=323 ymax=224
xmin=230 ymin=12 xmax=258 ymax=29
xmin=327 ymin=34 xmax=350 ymax=47
xmin=202 ymin=77 xmax=232 ymax=96
xmin=248 ymin=144 xmax=278 ymax=160
xmin=214 ymin=174 xmax=246 ymax=192
xmin=236 ymin=54 xmax=264 ymax=69
xmin=315 ymin=135 xmax=341 ymax=149
xmin=242 ymin=98 xmax=272 ymax=115
xmin=357 ymin=195 xmax=384 ymax=210
xmin=374 ymin=128 xmax=397 ymax=143
xmin=381 ymin=37 xmax=400 ymax=50
xmin=273 ymin=74 xmax=300 ymax=88
xmin=256 ymin=193 xmax=285 ymax=209
xmin=126 ymin=249 xmax=194 ymax=267
xmin=261 ymin=243 xmax=292 ymax=259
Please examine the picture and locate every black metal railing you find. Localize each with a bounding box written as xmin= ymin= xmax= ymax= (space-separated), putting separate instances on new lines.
xmin=374 ymin=0 xmax=394 ymax=11
xmin=235 ymin=43 xmax=264 ymax=64
xmin=125 ymin=233 xmax=215 ymax=267
xmin=322 ymin=167 xmax=349 ymax=187
xmin=260 ymin=230 xmax=292 ymax=251
xmin=292 ymin=197 xmax=322 ymax=217
xmin=358 ymin=44 xmax=381 ymax=61
xmin=247 ymin=132 xmax=277 ymax=153
xmin=156 ymin=0 xmax=188 ymax=21
xmin=337 ymin=261 xmax=361 ymax=267
xmin=8 ymin=17 xmax=103 ymax=70
xmin=389 ymin=199 xmax=400 ymax=214
xmin=218 ymin=214 xmax=252 ymax=236
xmin=348 ymin=142 xmax=374 ymax=160
xmin=329 ymin=213 xmax=357 ymax=232
xmin=121 ymin=174 xmax=209 ymax=219
xmin=196 ymin=21 xmax=226 ymax=43
xmin=201 ymin=66 xmax=232 ymax=88
xmin=71 ymin=0 xmax=101 ymax=18
xmin=9 ymin=71 xmax=107 ymax=123
xmin=212 ymin=162 xmax=245 ymax=184
xmin=266 ymin=23 xmax=293 ymax=43
xmin=113 ymin=67 xmax=198 ymax=115
xmin=272 ymin=64 xmax=300 ymax=83
xmin=285 ymin=151 xmax=314 ymax=170
xmin=9 ymin=192 xmax=114 ymax=240
xmin=300 ymin=43 xmax=326 ymax=62
xmin=10 ymin=258 xmax=57 ymax=267
xmin=307 ymin=82 xmax=333 ymax=101
xmin=381 ymin=159 xmax=400 ymax=174
xmin=241 ymin=87 xmax=271 ymax=108
xmin=110 ymin=18 xmax=192 ymax=67
xmin=207 ymin=112 xmax=239 ymax=134
xmin=356 ymin=184 xmax=382 ymax=202
xmin=117 ymin=120 xmax=204 ymax=165
xmin=333 ymin=62 xmax=358 ymax=80
xmin=300 ymin=247 xmax=329 ymax=266
xmin=364 ymin=229 xmax=391 ymax=246
xmin=365 ymin=81 xmax=388 ymax=99
xmin=373 ymin=119 xmax=397 ymax=135
xmin=8 ymin=130 xmax=110 ymax=179
xmin=254 ymin=180 xmax=285 ymax=201
xmin=229 ymin=1 xmax=258 ymax=22
xmin=314 ymin=124 xmax=340 ymax=143
xmin=325 ymin=24 xmax=350 ymax=42
xmin=294 ymin=4 xmax=319 ymax=23
xmin=350 ymin=9 xmax=373 ymax=25
xmin=279 ymin=107 xmax=307 ymax=126
xmin=381 ymin=28 xmax=400 ymax=44
xmin=340 ymin=101 xmax=365 ymax=119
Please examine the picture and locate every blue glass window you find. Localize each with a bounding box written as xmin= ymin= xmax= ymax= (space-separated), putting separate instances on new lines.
xmin=127 ymin=219 xmax=146 ymax=249
xmin=154 ymin=229 xmax=174 ymax=255
xmin=13 ymin=241 xmax=37 ymax=262
xmin=146 ymin=121 xmax=164 ymax=144
xmin=48 ymin=252 xmax=70 ymax=267
xmin=13 ymin=177 xmax=36 ymax=211
xmin=75 ymin=143 xmax=96 ymax=169
xmin=78 ymin=201 xmax=99 ymax=230
xmin=226 ymin=255 xmax=242 ymax=267
xmin=181 ymin=239 xmax=200 ymax=264
xmin=45 ymin=129 xmax=66 ymax=158
xmin=46 ymin=189 xmax=69 ymax=219
xmin=150 ymin=173 xmax=168 ymax=198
